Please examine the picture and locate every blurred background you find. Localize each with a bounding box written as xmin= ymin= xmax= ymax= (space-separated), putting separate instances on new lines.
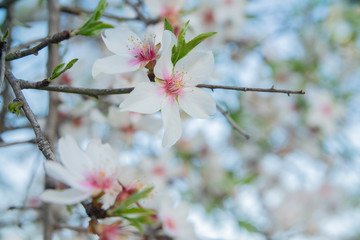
xmin=0 ymin=0 xmax=360 ymax=239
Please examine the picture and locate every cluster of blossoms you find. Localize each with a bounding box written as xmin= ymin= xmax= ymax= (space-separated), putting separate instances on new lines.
xmin=93 ymin=25 xmax=216 ymax=147
xmin=41 ymin=20 xmax=217 ymax=239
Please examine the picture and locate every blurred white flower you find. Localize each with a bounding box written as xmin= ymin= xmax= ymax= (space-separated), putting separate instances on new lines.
xmin=159 ymin=196 xmax=197 ymax=240
xmin=41 ymin=135 xmax=121 ymax=208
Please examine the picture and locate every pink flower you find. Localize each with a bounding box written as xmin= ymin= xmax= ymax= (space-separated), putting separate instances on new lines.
xmin=92 ymin=28 xmax=159 ymax=77
xmin=40 ymin=135 xmax=121 ymax=206
xmin=120 ymin=30 xmax=216 ymax=147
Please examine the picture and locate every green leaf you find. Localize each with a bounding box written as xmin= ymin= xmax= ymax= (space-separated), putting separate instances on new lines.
xmin=177 ymin=31 xmax=217 ymax=60
xmin=117 ymin=187 xmax=153 ymax=210
xmin=164 ymin=18 xmax=174 ymax=33
xmin=8 ymin=100 xmax=23 ymax=116
xmin=74 ymin=0 xmax=114 ymax=36
xmin=1 ymin=29 xmax=8 ymax=41
xmin=172 ymin=20 xmax=189 ymax=64
xmin=51 ymin=58 xmax=78 ymax=80
xmin=120 ymin=208 xmax=155 ymax=215
xmin=238 ymin=221 xmax=260 ymax=233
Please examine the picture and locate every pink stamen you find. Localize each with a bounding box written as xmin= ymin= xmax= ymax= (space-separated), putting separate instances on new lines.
xmin=126 ymin=34 xmax=157 ymax=67
xmin=165 ymin=217 xmax=176 ymax=232
xmin=83 ymin=170 xmax=115 ymax=191
xmin=161 ymin=71 xmax=187 ymax=97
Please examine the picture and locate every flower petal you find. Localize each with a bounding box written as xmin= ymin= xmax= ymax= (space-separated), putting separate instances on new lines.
xmin=120 ymin=82 xmax=163 ymax=114
xmin=44 ymin=161 xmax=85 ymax=191
xmin=161 ymin=98 xmax=182 ymax=147
xmin=178 ymin=87 xmax=216 ymax=118
xmin=154 ymin=30 xmax=176 ymax=80
xmin=92 ymin=55 xmax=139 ymax=78
xmin=102 ymin=28 xmax=139 ymax=55
xmin=174 ymin=51 xmax=214 ymax=85
xmin=40 ymin=188 xmax=91 ymax=205
xmin=58 ymin=135 xmax=91 ymax=177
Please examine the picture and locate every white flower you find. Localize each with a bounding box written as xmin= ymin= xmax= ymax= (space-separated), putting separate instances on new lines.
xmin=159 ymin=196 xmax=197 ymax=240
xmin=120 ymin=30 xmax=216 ymax=147
xmin=40 ymin=135 xmax=121 ymax=207
xmin=92 ymin=28 xmax=159 ymax=77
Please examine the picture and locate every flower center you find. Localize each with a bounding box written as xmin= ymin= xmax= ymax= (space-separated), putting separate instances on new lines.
xmin=83 ymin=170 xmax=115 ymax=191
xmin=162 ymin=70 xmax=187 ymax=97
xmin=165 ymin=217 xmax=177 ymax=232
xmin=126 ymin=34 xmax=157 ymax=67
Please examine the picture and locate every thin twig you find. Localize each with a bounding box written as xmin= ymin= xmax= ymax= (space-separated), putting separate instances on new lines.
xmin=5 ymin=70 xmax=56 ymax=162
xmin=198 ymin=84 xmax=305 ymax=96
xmin=124 ymin=0 xmax=160 ymax=25
xmin=216 ymin=104 xmax=250 ymax=140
xmin=0 ymin=41 xmax=6 ymax=93
xmin=0 ymin=139 xmax=36 ymax=147
xmin=20 ymin=81 xmax=305 ymax=97
xmin=5 ymin=30 xmax=72 ymax=61
xmin=60 ymin=5 xmax=136 ymax=22
xmin=10 ymin=37 xmax=47 ymax=52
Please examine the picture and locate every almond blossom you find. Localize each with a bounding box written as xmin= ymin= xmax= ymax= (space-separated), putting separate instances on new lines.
xmin=120 ymin=30 xmax=216 ymax=147
xmin=158 ymin=196 xmax=197 ymax=239
xmin=92 ymin=28 xmax=159 ymax=77
xmin=40 ymin=135 xmax=121 ymax=208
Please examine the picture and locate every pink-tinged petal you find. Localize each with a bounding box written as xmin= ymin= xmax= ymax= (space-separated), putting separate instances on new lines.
xmin=161 ymin=98 xmax=181 ymax=147
xmin=58 ymin=135 xmax=90 ymax=177
xmin=178 ymin=87 xmax=216 ymax=118
xmin=120 ymin=82 xmax=164 ymax=114
xmin=102 ymin=28 xmax=139 ymax=55
xmin=92 ymin=55 xmax=139 ymax=78
xmin=174 ymin=51 xmax=214 ymax=85
xmin=40 ymin=188 xmax=91 ymax=205
xmin=154 ymin=30 xmax=176 ymax=80
xmin=44 ymin=161 xmax=85 ymax=191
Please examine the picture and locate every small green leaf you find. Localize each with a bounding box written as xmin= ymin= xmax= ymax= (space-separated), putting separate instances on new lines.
xmin=117 ymin=187 xmax=153 ymax=210
xmin=1 ymin=29 xmax=9 ymax=41
xmin=238 ymin=220 xmax=260 ymax=233
xmin=8 ymin=100 xmax=23 ymax=116
xmin=164 ymin=18 xmax=174 ymax=33
xmin=119 ymin=208 xmax=155 ymax=215
xmin=177 ymin=32 xmax=217 ymax=60
xmin=74 ymin=0 xmax=113 ymax=36
xmin=172 ymin=20 xmax=190 ymax=64
xmin=51 ymin=58 xmax=78 ymax=80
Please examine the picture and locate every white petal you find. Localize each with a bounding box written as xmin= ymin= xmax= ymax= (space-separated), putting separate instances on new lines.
xmin=161 ymin=98 xmax=182 ymax=147
xmin=174 ymin=51 xmax=214 ymax=85
xmin=58 ymin=135 xmax=91 ymax=178
xmin=92 ymin=55 xmax=139 ymax=78
xmin=120 ymin=82 xmax=163 ymax=114
xmin=154 ymin=30 xmax=176 ymax=80
xmin=178 ymin=87 xmax=216 ymax=118
xmin=102 ymin=28 xmax=139 ymax=55
xmin=44 ymin=161 xmax=85 ymax=191
xmin=85 ymin=139 xmax=117 ymax=165
xmin=40 ymin=188 xmax=91 ymax=205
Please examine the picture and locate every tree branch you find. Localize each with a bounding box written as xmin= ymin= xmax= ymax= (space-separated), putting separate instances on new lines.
xmin=5 ymin=70 xmax=56 ymax=161
xmin=5 ymin=30 xmax=72 ymax=61
xmin=60 ymin=5 xmax=136 ymax=22
xmin=20 ymin=81 xmax=305 ymax=97
xmin=0 ymin=139 xmax=36 ymax=147
xmin=216 ymin=104 xmax=250 ymax=140
xmin=198 ymin=84 xmax=305 ymax=95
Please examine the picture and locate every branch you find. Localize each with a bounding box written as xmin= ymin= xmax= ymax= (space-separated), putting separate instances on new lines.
xmin=0 ymin=41 xmax=6 ymax=92
xmin=124 ymin=0 xmax=160 ymax=25
xmin=216 ymin=104 xmax=250 ymax=140
xmin=60 ymin=5 xmax=136 ymax=22
xmin=0 ymin=139 xmax=36 ymax=147
xmin=5 ymin=30 xmax=72 ymax=61
xmin=198 ymin=84 xmax=305 ymax=96
xmin=20 ymin=81 xmax=305 ymax=97
xmin=20 ymin=80 xmax=134 ymax=97
xmin=5 ymin=70 xmax=56 ymax=161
